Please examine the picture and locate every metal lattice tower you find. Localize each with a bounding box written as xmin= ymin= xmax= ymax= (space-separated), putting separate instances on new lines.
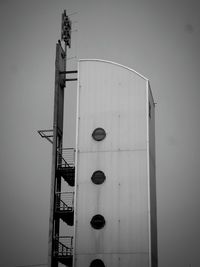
xmin=38 ymin=10 xmax=77 ymax=267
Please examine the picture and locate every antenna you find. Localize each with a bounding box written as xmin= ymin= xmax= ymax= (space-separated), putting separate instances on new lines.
xmin=61 ymin=10 xmax=72 ymax=53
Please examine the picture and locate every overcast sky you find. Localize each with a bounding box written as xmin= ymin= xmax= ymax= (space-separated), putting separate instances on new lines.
xmin=0 ymin=0 xmax=200 ymax=267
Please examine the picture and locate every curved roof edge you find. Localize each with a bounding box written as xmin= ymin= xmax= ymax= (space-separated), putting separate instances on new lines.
xmin=79 ymin=59 xmax=149 ymax=81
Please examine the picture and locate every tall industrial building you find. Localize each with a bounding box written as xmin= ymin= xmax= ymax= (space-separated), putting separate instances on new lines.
xmin=75 ymin=60 xmax=157 ymax=267
xmin=39 ymin=11 xmax=157 ymax=267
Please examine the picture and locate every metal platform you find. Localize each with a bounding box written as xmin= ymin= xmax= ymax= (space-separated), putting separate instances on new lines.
xmin=55 ymin=192 xmax=74 ymax=226
xmin=54 ymin=236 xmax=73 ymax=266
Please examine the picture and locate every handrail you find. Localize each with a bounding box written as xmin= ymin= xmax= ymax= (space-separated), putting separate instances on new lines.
xmin=56 ymin=199 xmax=69 ymax=211
xmin=57 ymin=149 xmax=70 ymax=168
xmin=54 ymin=236 xmax=73 ymax=257
xmin=38 ymin=130 xmax=75 ymax=168
xmin=55 ymin=192 xmax=74 ymax=211
xmin=57 ymin=148 xmax=75 ymax=168
xmin=55 ymin=240 xmax=72 ymax=256
xmin=38 ymin=129 xmax=54 ymax=144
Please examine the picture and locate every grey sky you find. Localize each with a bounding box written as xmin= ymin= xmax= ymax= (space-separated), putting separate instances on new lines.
xmin=0 ymin=0 xmax=200 ymax=266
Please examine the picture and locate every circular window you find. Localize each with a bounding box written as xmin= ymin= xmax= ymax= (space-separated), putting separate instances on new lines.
xmin=91 ymin=171 xmax=106 ymax=185
xmin=90 ymin=259 xmax=105 ymax=267
xmin=90 ymin=214 xmax=106 ymax=229
xmin=92 ymin=128 xmax=106 ymax=141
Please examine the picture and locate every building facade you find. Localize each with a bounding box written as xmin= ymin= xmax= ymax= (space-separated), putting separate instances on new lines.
xmin=74 ymin=59 xmax=157 ymax=267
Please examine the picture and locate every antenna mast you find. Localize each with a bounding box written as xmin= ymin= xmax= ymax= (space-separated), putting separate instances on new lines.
xmin=38 ymin=10 xmax=77 ymax=267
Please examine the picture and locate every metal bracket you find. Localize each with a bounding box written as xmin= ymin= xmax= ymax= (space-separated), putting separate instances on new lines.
xmin=38 ymin=129 xmax=54 ymax=144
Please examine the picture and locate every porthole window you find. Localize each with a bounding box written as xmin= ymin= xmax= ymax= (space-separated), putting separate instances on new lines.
xmin=90 ymin=214 xmax=105 ymax=229
xmin=90 ymin=259 xmax=105 ymax=267
xmin=91 ymin=171 xmax=106 ymax=185
xmin=92 ymin=128 xmax=106 ymax=141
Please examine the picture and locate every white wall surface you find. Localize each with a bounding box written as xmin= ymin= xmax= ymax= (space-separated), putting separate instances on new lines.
xmin=75 ymin=60 xmax=153 ymax=267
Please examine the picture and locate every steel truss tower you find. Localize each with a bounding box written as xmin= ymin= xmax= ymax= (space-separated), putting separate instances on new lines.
xmin=38 ymin=10 xmax=77 ymax=267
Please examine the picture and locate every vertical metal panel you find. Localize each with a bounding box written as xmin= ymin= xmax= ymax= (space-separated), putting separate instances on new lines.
xmin=48 ymin=42 xmax=66 ymax=267
xmin=57 ymin=45 xmax=65 ymax=133
xmin=148 ymin=82 xmax=158 ymax=267
xmin=75 ymin=60 xmax=152 ymax=267
xmin=78 ymin=60 xmax=147 ymax=152
xmin=76 ymin=151 xmax=148 ymax=253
